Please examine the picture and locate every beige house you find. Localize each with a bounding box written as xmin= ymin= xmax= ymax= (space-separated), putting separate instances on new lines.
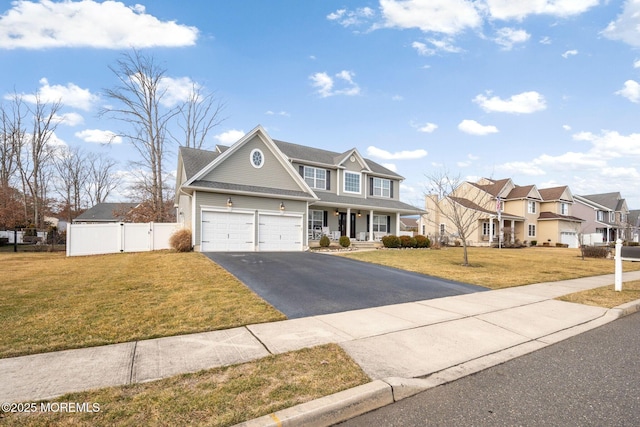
xmin=419 ymin=178 xmax=584 ymax=247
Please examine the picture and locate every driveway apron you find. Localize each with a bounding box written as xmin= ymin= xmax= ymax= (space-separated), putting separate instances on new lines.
xmin=204 ymin=252 xmax=486 ymax=318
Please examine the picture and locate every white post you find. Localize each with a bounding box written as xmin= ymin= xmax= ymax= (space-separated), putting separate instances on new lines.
xmin=615 ymin=238 xmax=623 ymax=292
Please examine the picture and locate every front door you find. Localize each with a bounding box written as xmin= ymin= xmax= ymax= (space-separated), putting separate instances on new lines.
xmin=338 ymin=212 xmax=346 ymax=236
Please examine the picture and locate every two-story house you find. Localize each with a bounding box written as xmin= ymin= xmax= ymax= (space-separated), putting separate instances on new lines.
xmin=573 ymin=192 xmax=630 ymax=243
xmin=420 ymin=177 xmax=584 ymax=247
xmin=175 ymin=125 xmax=423 ymax=252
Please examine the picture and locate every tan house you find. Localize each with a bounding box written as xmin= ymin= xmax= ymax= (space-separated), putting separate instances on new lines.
xmin=419 ymin=178 xmax=584 ymax=247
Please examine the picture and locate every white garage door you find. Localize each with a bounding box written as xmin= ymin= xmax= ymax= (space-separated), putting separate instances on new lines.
xmin=201 ymin=211 xmax=254 ymax=252
xmin=258 ymin=214 xmax=302 ymax=251
xmin=561 ymin=231 xmax=578 ymax=248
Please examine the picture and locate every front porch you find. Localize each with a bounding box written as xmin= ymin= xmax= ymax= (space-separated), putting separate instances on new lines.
xmin=307 ymin=206 xmax=401 ymax=243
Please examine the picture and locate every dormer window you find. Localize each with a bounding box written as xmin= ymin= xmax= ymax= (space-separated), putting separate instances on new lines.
xmin=560 ymin=203 xmax=569 ymax=215
xmin=344 ymin=171 xmax=361 ymax=194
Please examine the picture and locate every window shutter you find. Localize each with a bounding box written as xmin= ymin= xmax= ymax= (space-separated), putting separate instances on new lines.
xmin=326 ymin=170 xmax=331 ymax=190
xmin=387 ymin=216 xmax=391 ymax=233
xmin=299 ymin=165 xmax=304 ymax=177
xmin=370 ymin=177 xmax=374 ymax=196
xmin=390 ymin=181 xmax=394 ymax=198
xmin=323 ymin=211 xmax=328 ymax=227
xmin=367 ymin=214 xmax=370 ymax=231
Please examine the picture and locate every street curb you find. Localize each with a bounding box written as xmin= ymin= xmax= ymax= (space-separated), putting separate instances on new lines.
xmin=233 ymin=380 xmax=393 ymax=427
xmin=233 ymin=298 xmax=640 ymax=427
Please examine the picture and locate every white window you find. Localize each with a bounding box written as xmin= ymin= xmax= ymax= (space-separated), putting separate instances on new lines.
xmin=250 ymin=149 xmax=264 ymax=168
xmin=308 ymin=210 xmax=323 ymax=232
xmin=528 ymin=224 xmax=536 ymax=237
xmin=373 ymin=215 xmax=387 ymax=232
xmin=560 ymin=203 xmax=569 ymax=215
xmin=304 ymin=166 xmax=326 ymax=190
xmin=482 ymin=222 xmax=492 ymax=236
xmin=344 ymin=171 xmax=361 ymax=194
xmin=527 ymin=201 xmax=536 ymax=214
xmin=373 ymin=177 xmax=391 ymax=198
xmin=610 ymin=212 xmax=615 ymax=222
xmin=440 ymin=223 xmax=446 ymax=235
xmin=597 ymin=211 xmax=604 ymax=221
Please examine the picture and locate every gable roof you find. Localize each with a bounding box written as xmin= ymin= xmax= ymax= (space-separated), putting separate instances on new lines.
xmin=179 ymin=146 xmax=221 ymax=181
xmin=472 ymin=178 xmax=513 ymax=197
xmin=577 ymin=192 xmax=627 ymax=212
xmin=506 ymin=185 xmax=541 ymax=200
xmin=73 ymin=202 xmax=139 ymax=222
xmin=539 ymin=186 xmax=572 ymax=202
xmin=272 ymin=139 xmax=401 ymax=179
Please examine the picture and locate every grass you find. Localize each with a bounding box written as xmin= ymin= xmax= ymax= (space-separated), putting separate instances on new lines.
xmin=3 ymin=247 xmax=640 ymax=426
xmin=0 ymin=251 xmax=285 ymax=358
xmin=0 ymin=343 xmax=370 ymax=427
xmin=340 ymin=247 xmax=640 ymax=289
xmin=557 ymin=280 xmax=640 ymax=308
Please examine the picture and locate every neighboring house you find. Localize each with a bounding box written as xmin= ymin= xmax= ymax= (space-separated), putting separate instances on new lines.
xmin=573 ymin=192 xmax=630 ymax=243
xmin=175 ymin=125 xmax=423 ymax=252
xmin=72 ymin=202 xmax=139 ymax=223
xmin=419 ymin=178 xmax=584 ymax=247
xmin=400 ymin=216 xmax=419 ymax=234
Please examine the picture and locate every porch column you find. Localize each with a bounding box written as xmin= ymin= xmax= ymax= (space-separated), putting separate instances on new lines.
xmin=396 ymin=212 xmax=400 ymax=236
xmin=369 ymin=209 xmax=374 ymax=241
xmin=489 ymin=216 xmax=494 ymax=245
xmin=499 ymin=218 xmax=504 ymax=247
xmin=346 ymin=207 xmax=351 ymax=238
xmin=511 ymin=220 xmax=515 ymax=243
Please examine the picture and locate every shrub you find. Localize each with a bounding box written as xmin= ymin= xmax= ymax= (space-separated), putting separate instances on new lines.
xmin=414 ymin=235 xmax=430 ymax=248
xmin=399 ymin=235 xmax=417 ymax=248
xmin=530 ymin=240 xmax=537 ymax=246
xmin=170 ymin=228 xmax=192 ymax=252
xmin=319 ymin=234 xmax=330 ymax=248
xmin=626 ymin=242 xmax=639 ymax=247
xmin=582 ymin=245 xmax=609 ymax=258
xmin=454 ymin=240 xmax=461 ymax=247
xmin=382 ymin=235 xmax=401 ymax=248
xmin=339 ymin=235 xmax=351 ymax=248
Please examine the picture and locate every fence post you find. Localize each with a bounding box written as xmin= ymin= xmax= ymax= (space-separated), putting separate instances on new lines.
xmin=615 ymin=239 xmax=623 ymax=292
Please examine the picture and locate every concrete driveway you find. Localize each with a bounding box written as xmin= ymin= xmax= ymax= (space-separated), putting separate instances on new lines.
xmin=204 ymin=252 xmax=486 ymax=318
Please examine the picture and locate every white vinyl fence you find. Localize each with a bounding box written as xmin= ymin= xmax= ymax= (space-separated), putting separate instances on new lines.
xmin=66 ymin=222 xmax=181 ymax=257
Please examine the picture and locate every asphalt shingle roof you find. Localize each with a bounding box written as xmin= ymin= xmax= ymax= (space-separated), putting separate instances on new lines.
xmin=74 ymin=203 xmax=139 ymax=222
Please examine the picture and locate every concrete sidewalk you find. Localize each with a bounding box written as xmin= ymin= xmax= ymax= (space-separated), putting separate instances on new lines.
xmin=3 ymin=272 xmax=640 ymax=424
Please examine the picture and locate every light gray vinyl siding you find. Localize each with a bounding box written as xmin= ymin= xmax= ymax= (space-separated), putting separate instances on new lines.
xmin=201 ymin=135 xmax=302 ymax=192
xmin=193 ymin=191 xmax=307 ymax=244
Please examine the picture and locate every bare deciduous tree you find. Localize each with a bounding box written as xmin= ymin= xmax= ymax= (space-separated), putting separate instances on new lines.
xmin=100 ymin=50 xmax=178 ymax=222
xmin=85 ymin=152 xmax=121 ymax=206
xmin=424 ymin=170 xmax=491 ymax=266
xmin=53 ymin=145 xmax=89 ymax=222
xmin=170 ymin=83 xmax=226 ymax=149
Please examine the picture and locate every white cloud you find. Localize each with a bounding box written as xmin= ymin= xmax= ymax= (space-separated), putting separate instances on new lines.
xmin=573 ymin=130 xmax=640 ymax=158
xmin=412 ymin=121 xmax=438 ymax=133
xmin=496 ymin=161 xmax=546 ymax=176
xmin=474 ymin=90 xmax=547 ymax=113
xmin=17 ymin=78 xmax=98 ymax=110
xmin=486 ymin=0 xmax=599 ymax=21
xmin=53 ymin=112 xmax=84 ymax=127
xmin=458 ymin=119 xmax=499 ymax=135
xmin=379 ymin=0 xmax=482 ymax=34
xmin=214 ymin=129 xmax=245 ymax=145
xmin=562 ymin=49 xmax=578 ymax=58
xmin=366 ymin=146 xmax=428 ymax=160
xmin=562 ymin=124 xmax=572 ymax=131
xmin=0 ymin=0 xmax=198 ymax=49
xmin=310 ymin=70 xmax=360 ymax=98
xmin=493 ymin=27 xmax=530 ymax=50
xmin=265 ymin=110 xmax=290 ymax=117
xmin=634 ymin=59 xmax=640 ymax=68
xmin=540 ymin=36 xmax=552 ymax=45
xmin=615 ymin=80 xmax=640 ymax=103
xmin=75 ymin=129 xmax=122 ymax=144
xmin=157 ymin=76 xmax=199 ymax=108
xmin=327 ymin=7 xmax=375 ymax=27
xmin=603 ymin=0 xmax=640 ymax=47
xmin=412 ymin=38 xmax=463 ymax=56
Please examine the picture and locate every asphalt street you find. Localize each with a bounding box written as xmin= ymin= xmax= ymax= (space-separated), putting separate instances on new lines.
xmin=204 ymin=252 xmax=486 ymax=318
xmin=338 ymin=311 xmax=640 ymax=427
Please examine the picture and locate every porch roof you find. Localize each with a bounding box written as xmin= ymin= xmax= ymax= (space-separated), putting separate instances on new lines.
xmin=450 ymin=196 xmax=524 ymax=221
xmin=538 ymin=212 xmax=584 ymax=222
xmin=188 ymin=180 xmax=317 ymax=200
xmin=311 ymin=192 xmax=425 ymax=214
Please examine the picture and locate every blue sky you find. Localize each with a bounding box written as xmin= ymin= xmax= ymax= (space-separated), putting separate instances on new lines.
xmin=2 ymin=0 xmax=640 ymax=208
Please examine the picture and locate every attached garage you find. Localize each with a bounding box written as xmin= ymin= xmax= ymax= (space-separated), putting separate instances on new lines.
xmin=201 ymin=211 xmax=254 ymax=252
xmin=201 ymin=210 xmax=304 ymax=252
xmin=560 ymin=231 xmax=578 ymax=248
xmin=258 ymin=214 xmax=303 ymax=251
